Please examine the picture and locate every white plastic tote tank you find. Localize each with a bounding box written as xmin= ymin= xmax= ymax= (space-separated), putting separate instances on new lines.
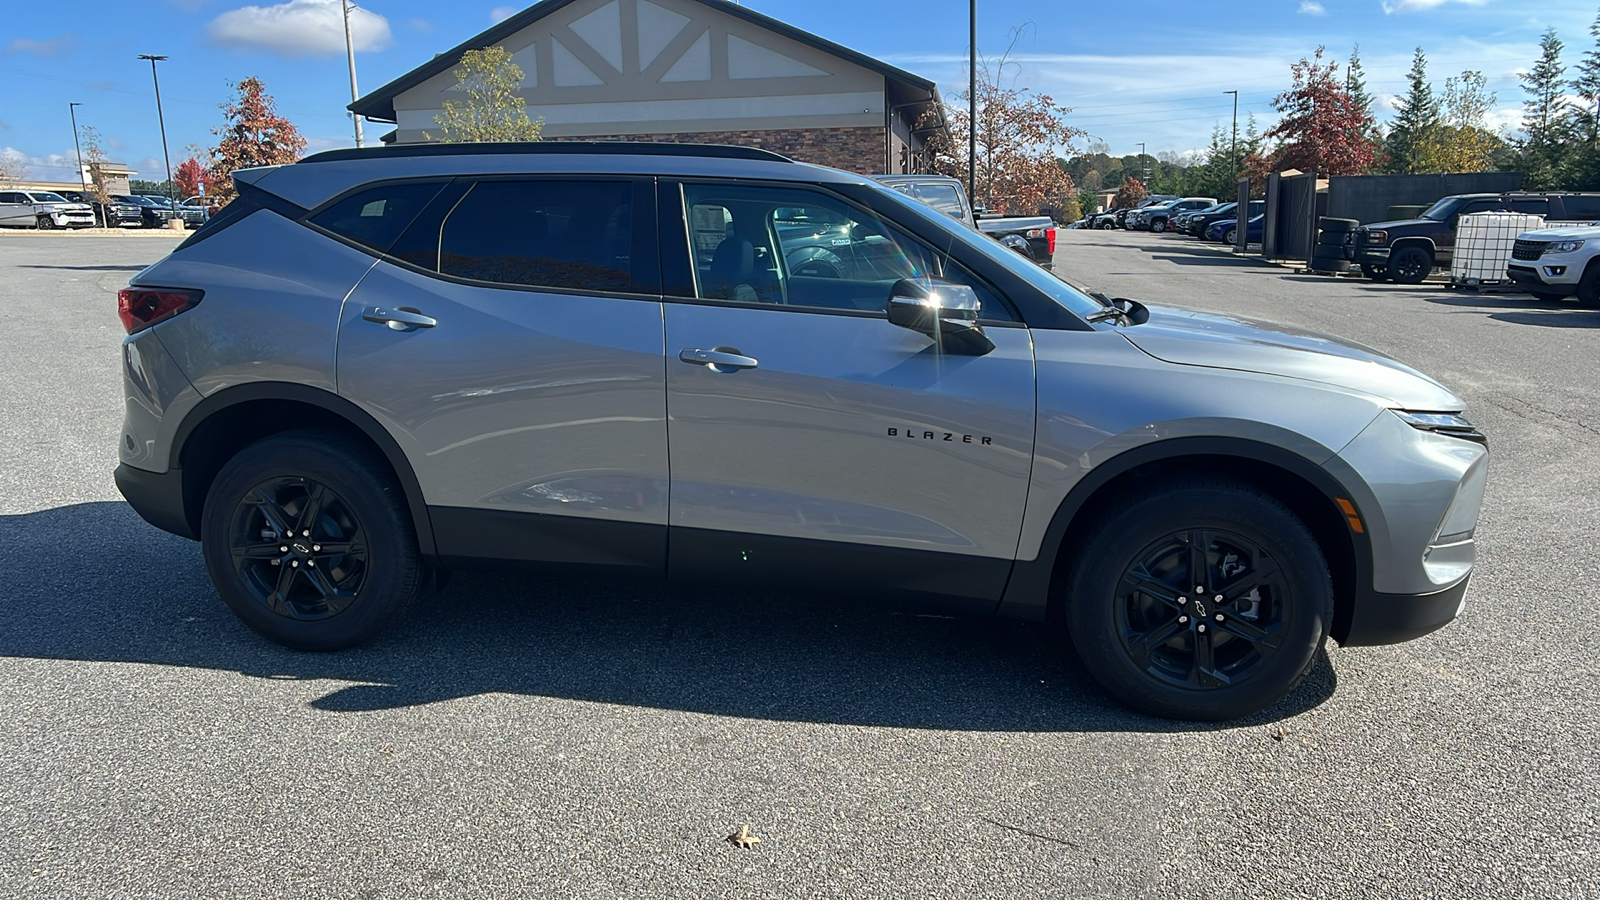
xmin=1451 ymin=211 xmax=1546 ymax=285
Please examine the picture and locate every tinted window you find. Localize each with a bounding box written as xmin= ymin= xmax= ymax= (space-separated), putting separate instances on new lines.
xmin=681 ymin=182 xmax=1019 ymax=321
xmin=1560 ymin=196 xmax=1600 ymax=219
xmin=310 ymin=181 xmax=445 ymax=254
xmin=0 ymin=192 xmax=22 ymax=203
xmin=1457 ymin=199 xmax=1501 ymax=217
xmin=438 ymin=180 xmax=633 ymax=292
xmin=1509 ymin=198 xmax=1549 ymax=215
xmin=28 ymin=192 xmax=68 ymax=203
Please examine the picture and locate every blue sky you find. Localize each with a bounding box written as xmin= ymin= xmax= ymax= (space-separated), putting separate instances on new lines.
xmin=2 ymin=0 xmax=1596 ymax=183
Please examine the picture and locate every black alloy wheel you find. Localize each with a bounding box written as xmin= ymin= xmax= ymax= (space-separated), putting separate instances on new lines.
xmin=202 ymin=429 xmax=422 ymax=650
xmin=1065 ymin=480 xmax=1331 ymax=720
xmin=1578 ymin=263 xmax=1600 ymax=307
xmin=36 ymin=214 xmax=56 ymax=230
xmin=1389 ymin=246 xmax=1432 ymax=285
xmin=1360 ymin=262 xmax=1389 ymax=281
xmin=225 ymin=476 xmax=369 ymax=621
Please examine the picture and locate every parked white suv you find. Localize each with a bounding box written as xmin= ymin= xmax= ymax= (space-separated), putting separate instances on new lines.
xmin=1506 ymin=224 xmax=1600 ymax=306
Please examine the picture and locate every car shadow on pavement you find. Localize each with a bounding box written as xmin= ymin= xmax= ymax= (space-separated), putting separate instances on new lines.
xmin=1413 ymin=293 xmax=1600 ymax=327
xmin=0 ymin=501 xmax=1336 ymax=732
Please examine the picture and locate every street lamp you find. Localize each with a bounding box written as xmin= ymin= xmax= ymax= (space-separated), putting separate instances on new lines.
xmin=342 ymin=0 xmax=365 ymax=147
xmin=1223 ymin=90 xmax=1239 ymax=177
xmin=137 ymin=54 xmax=174 ymax=205
xmin=68 ymin=102 xmax=87 ymax=192
xmin=1137 ymin=142 xmax=1147 ymax=183
xmin=968 ymin=0 xmax=976 ymax=205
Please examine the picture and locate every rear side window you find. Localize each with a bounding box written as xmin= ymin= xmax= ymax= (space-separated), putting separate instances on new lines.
xmin=1508 ymin=198 xmax=1549 ymax=215
xmin=1561 ymin=196 xmax=1600 ymax=219
xmin=437 ymin=180 xmax=634 ymax=292
xmin=309 ymin=181 xmax=446 ymax=253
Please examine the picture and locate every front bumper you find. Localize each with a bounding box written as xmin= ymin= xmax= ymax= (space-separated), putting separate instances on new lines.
xmin=1506 ymin=261 xmax=1582 ymax=295
xmin=1340 ymin=576 xmax=1471 ymax=645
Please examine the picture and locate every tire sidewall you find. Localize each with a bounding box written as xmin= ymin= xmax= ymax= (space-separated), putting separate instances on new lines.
xmin=200 ymin=432 xmax=419 ymax=651
xmin=1066 ymin=486 xmax=1332 ymax=720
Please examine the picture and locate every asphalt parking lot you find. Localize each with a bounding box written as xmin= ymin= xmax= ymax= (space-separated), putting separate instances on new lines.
xmin=2 ymin=230 xmax=1597 ymax=899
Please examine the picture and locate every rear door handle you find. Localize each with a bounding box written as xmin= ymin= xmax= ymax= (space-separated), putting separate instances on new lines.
xmin=678 ymin=347 xmax=759 ymax=372
xmin=362 ymin=305 xmax=437 ymax=331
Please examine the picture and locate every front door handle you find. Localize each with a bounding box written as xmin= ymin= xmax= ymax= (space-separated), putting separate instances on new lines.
xmin=679 ymin=347 xmax=759 ymax=372
xmin=362 ymin=305 xmax=437 ymax=331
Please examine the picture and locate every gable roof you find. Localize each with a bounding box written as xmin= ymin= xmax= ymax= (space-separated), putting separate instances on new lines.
xmin=349 ymin=0 xmax=940 ymax=123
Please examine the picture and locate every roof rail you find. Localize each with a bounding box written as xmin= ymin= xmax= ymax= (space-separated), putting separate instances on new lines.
xmin=298 ymin=141 xmax=793 ymax=165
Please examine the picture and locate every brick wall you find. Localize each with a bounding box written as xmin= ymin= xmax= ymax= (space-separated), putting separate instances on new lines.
xmin=552 ymin=126 xmax=887 ymax=174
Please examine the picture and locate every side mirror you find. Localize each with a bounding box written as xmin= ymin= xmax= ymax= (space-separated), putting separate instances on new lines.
xmin=887 ymin=279 xmax=995 ymax=356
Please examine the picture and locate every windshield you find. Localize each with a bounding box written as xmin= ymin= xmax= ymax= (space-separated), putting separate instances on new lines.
xmin=866 ymin=181 xmax=1104 ymax=320
xmin=29 ymin=192 xmax=68 ymax=203
xmin=1421 ymin=198 xmax=1462 ymax=221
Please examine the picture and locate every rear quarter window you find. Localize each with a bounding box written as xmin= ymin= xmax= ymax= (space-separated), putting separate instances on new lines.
xmin=308 ymin=181 xmax=447 ymax=253
xmin=1559 ymin=196 xmax=1600 ymax=220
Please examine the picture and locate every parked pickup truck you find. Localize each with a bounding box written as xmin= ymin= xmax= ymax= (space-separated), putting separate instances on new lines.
xmin=0 ymin=189 xmax=96 ymax=229
xmin=1352 ymin=192 xmax=1600 ymax=284
xmin=1505 ymin=224 xmax=1600 ymax=306
xmin=873 ymin=175 xmax=1055 ymax=269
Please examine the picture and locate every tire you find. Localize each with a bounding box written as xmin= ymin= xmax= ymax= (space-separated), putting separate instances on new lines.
xmin=200 ymin=429 xmax=423 ymax=651
xmin=1530 ymin=292 xmax=1565 ymax=302
xmin=1151 ymin=219 xmax=1167 ymax=233
xmin=1578 ymin=263 xmax=1600 ymax=308
xmin=1064 ymin=479 xmax=1333 ymax=721
xmin=1360 ymin=263 xmax=1389 ymax=282
xmin=1222 ymin=228 xmax=1237 ymax=246
xmin=1388 ymin=246 xmax=1433 ymax=285
xmin=36 ymin=214 xmax=55 ymax=230
xmin=1100 ymin=221 xmax=1115 ymax=230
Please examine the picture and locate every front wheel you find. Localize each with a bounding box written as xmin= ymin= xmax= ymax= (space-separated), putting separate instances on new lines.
xmin=1221 ymin=228 xmax=1236 ymax=246
xmin=1064 ymin=480 xmax=1332 ymax=720
xmin=1151 ymin=219 xmax=1167 ymax=233
xmin=1388 ymin=246 xmax=1432 ymax=285
xmin=1577 ymin=263 xmax=1600 ymax=308
xmin=1360 ymin=262 xmax=1389 ymax=281
xmin=201 ymin=429 xmax=423 ymax=651
xmin=1100 ymin=221 xmax=1115 ymax=230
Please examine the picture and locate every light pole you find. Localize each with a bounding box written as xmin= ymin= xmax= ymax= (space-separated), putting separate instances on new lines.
xmin=967 ymin=0 xmax=976 ymax=207
xmin=1223 ymin=90 xmax=1239 ymax=178
xmin=68 ymin=102 xmax=87 ymax=192
xmin=1137 ymin=142 xmax=1147 ymax=184
xmin=342 ymin=0 xmax=365 ymax=147
xmin=138 ymin=54 xmax=174 ymax=204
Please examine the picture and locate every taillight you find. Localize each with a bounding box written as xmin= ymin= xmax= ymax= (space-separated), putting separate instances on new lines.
xmin=1047 ymin=227 xmax=1057 ymax=255
xmin=118 ymin=287 xmax=203 ymax=334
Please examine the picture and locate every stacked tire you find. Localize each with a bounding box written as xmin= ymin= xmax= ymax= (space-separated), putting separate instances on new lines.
xmin=1310 ymin=217 xmax=1357 ymax=275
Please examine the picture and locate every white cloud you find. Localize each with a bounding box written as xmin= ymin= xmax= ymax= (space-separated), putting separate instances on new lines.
xmin=4 ymin=35 xmax=72 ymax=56
xmin=1298 ymin=1 xmax=1325 ymax=15
xmin=490 ymin=6 xmax=518 ymax=24
xmin=1381 ymin=0 xmax=1488 ymax=13
xmin=208 ymin=0 xmax=392 ymax=58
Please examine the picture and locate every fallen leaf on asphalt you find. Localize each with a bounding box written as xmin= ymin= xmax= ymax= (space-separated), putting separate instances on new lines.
xmin=728 ymin=823 xmax=762 ymax=849
xmin=1271 ymin=727 xmax=1291 ymax=742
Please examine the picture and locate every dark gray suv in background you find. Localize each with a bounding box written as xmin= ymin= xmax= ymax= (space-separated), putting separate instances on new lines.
xmin=115 ymin=143 xmax=1487 ymax=720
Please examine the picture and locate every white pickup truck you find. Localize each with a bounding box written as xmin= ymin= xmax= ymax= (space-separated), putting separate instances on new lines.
xmin=0 ymin=189 xmax=96 ymax=229
xmin=1506 ymin=223 xmax=1600 ymax=306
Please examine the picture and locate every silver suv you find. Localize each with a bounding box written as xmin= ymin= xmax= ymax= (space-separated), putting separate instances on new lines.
xmin=114 ymin=143 xmax=1487 ymax=720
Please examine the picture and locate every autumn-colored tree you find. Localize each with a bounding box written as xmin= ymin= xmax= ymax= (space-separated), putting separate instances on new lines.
xmin=429 ymin=47 xmax=543 ymax=143
xmin=1239 ymin=152 xmax=1273 ymax=199
xmin=1112 ymin=176 xmax=1148 ymax=210
xmin=930 ymin=29 xmax=1082 ymax=214
xmin=1267 ymin=46 xmax=1377 ymax=176
xmin=174 ymin=156 xmax=208 ymax=199
xmin=1419 ymin=71 xmax=1502 ymax=173
xmin=77 ymin=125 xmax=112 ymax=205
xmin=207 ymin=77 xmax=306 ymax=204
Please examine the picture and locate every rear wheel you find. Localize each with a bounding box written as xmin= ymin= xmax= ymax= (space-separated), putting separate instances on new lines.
xmin=1389 ymin=246 xmax=1432 ymax=284
xmin=201 ymin=429 xmax=422 ymax=650
xmin=1064 ymin=480 xmax=1332 ymax=720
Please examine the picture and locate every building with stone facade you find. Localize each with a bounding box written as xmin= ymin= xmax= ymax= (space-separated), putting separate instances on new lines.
xmin=349 ymin=0 xmax=949 ymax=175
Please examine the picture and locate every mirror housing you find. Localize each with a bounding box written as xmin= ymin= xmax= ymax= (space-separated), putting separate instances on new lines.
xmin=887 ymin=279 xmax=995 ymax=356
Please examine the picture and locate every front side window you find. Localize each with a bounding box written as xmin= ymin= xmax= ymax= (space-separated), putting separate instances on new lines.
xmin=681 ymin=182 xmax=1016 ymax=320
xmin=438 ymin=180 xmax=634 ymax=292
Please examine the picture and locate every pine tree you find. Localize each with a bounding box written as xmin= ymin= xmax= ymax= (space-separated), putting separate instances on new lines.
xmin=1570 ymin=9 xmax=1600 ymax=189
xmin=1346 ymin=45 xmax=1380 ymax=144
xmin=1517 ymin=28 xmax=1571 ymax=189
xmin=1385 ymin=47 xmax=1441 ymax=173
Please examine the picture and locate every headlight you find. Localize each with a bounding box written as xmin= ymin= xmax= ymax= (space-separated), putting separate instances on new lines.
xmin=1364 ymin=230 xmax=1387 ymax=243
xmin=1546 ymin=240 xmax=1585 ymax=254
xmin=1393 ymin=410 xmax=1486 ymax=444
